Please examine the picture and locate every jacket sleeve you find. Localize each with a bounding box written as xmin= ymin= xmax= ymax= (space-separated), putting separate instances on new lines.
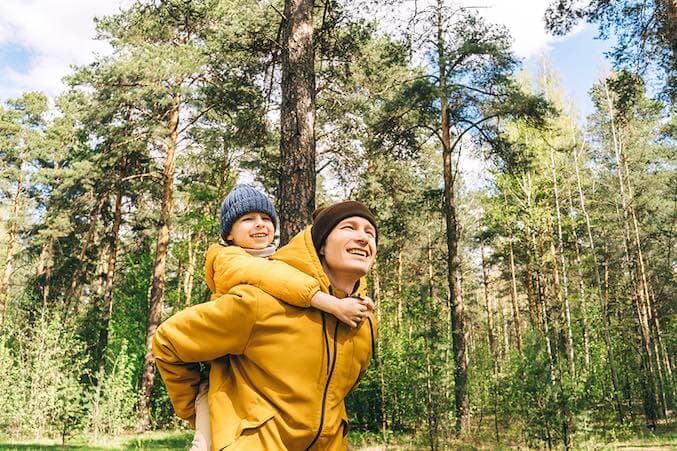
xmin=213 ymin=247 xmax=320 ymax=308
xmin=151 ymin=286 xmax=258 ymax=424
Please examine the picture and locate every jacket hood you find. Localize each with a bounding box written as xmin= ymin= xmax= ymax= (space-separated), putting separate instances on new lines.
xmin=272 ymin=226 xmax=330 ymax=291
xmin=273 ymin=225 xmax=366 ymax=297
xmin=204 ymin=243 xmax=224 ymax=294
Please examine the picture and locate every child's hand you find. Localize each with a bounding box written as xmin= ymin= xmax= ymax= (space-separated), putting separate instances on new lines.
xmin=358 ymin=296 xmax=375 ymax=311
xmin=333 ymin=297 xmax=370 ymax=328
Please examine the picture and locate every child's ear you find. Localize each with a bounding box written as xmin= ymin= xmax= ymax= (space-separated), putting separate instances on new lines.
xmin=319 ymin=244 xmax=325 ymax=256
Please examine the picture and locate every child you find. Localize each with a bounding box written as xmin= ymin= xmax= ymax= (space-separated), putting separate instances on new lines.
xmin=190 ymin=184 xmax=373 ymax=451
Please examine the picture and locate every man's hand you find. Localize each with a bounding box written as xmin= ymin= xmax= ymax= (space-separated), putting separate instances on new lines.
xmin=332 ymin=297 xmax=371 ymax=328
xmin=311 ymin=291 xmax=373 ymax=328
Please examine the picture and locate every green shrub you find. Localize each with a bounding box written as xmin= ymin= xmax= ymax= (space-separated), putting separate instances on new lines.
xmin=0 ymin=311 xmax=89 ymax=440
xmin=87 ymin=341 xmax=137 ymax=438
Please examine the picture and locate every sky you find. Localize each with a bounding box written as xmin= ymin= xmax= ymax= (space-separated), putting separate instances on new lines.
xmin=0 ymin=0 xmax=611 ymax=189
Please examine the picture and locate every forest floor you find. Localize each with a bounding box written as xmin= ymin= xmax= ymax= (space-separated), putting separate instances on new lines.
xmin=0 ymin=422 xmax=674 ymax=450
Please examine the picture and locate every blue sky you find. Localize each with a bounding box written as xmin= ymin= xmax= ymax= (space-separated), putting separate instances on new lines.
xmin=526 ymin=24 xmax=611 ymax=122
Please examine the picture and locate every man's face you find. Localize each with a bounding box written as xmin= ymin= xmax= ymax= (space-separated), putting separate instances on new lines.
xmin=321 ymin=216 xmax=377 ymax=277
xmin=227 ymin=212 xmax=275 ymax=249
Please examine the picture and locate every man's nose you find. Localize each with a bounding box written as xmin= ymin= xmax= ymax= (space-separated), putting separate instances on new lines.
xmin=355 ymin=229 xmax=369 ymax=243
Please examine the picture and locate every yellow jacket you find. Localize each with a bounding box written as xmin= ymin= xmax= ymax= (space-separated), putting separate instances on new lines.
xmin=204 ymin=242 xmax=320 ymax=305
xmin=153 ymin=226 xmax=377 ymax=450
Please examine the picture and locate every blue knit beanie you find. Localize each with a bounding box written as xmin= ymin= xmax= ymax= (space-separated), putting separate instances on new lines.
xmin=219 ymin=184 xmax=278 ymax=242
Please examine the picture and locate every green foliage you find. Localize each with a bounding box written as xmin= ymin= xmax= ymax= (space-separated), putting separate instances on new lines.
xmin=88 ymin=342 xmax=137 ymax=438
xmin=0 ymin=311 xmax=89 ymax=440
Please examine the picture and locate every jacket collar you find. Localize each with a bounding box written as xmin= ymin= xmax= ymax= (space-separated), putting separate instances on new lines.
xmin=272 ymin=225 xmax=364 ymax=296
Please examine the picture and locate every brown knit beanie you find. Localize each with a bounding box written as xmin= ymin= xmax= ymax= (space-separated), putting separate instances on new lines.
xmin=311 ymin=200 xmax=378 ymax=254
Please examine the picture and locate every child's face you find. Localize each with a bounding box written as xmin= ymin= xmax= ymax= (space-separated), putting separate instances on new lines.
xmin=227 ymin=212 xmax=275 ymax=249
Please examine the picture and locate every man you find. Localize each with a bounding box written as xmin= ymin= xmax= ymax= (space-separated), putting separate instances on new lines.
xmin=152 ymin=200 xmax=378 ymax=450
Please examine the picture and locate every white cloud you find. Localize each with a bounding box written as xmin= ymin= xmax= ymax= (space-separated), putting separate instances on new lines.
xmin=361 ymin=0 xmax=584 ymax=60
xmin=0 ymin=0 xmax=131 ymax=100
xmin=472 ymin=0 xmax=586 ymax=59
xmin=473 ymin=0 xmax=554 ymax=59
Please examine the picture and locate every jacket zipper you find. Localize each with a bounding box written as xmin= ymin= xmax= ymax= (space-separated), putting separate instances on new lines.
xmin=306 ymin=318 xmax=339 ymax=450
xmin=321 ymin=313 xmax=330 ymax=374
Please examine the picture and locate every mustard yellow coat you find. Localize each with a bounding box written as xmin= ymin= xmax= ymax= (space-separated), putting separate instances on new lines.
xmin=153 ymin=226 xmax=377 ymax=450
xmin=204 ymin=242 xmax=321 ymax=305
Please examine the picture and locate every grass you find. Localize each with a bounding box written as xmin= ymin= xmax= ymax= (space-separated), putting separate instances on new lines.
xmin=0 ymin=422 xmax=674 ymax=450
xmin=0 ymin=431 xmax=192 ymax=450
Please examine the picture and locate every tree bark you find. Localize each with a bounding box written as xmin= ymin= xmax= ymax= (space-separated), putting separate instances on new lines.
xmin=573 ymin=145 xmax=623 ymax=420
xmin=396 ymin=250 xmax=403 ymax=327
xmin=183 ymin=235 xmax=197 ymax=307
xmin=480 ymin=243 xmax=500 ymax=442
xmin=371 ymin=262 xmax=388 ymax=444
xmin=97 ymin=158 xmax=126 ymax=370
xmin=137 ymin=94 xmax=181 ymax=432
xmin=603 ymin=80 xmax=658 ymax=427
xmin=504 ymin=191 xmax=523 ymax=352
xmin=549 ymin=150 xmax=575 ymax=376
xmin=436 ymin=0 xmax=467 ymax=433
xmin=0 ymin=159 xmax=25 ymax=324
xmin=566 ymin=183 xmax=590 ymax=369
xmin=278 ymin=0 xmax=316 ymax=244
xmin=63 ymin=193 xmax=108 ymax=312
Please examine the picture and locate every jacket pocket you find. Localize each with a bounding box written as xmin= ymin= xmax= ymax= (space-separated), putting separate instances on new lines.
xmin=220 ymin=402 xmax=276 ymax=449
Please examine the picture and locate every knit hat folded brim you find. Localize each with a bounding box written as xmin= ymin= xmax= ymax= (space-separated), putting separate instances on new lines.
xmin=311 ymin=200 xmax=378 ymax=253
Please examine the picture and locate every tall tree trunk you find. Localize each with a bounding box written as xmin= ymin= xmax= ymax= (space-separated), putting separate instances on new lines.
xmin=532 ymin=230 xmax=555 ymax=382
xmin=566 ymin=184 xmax=590 ymax=369
xmin=41 ymin=239 xmax=54 ymax=308
xmin=619 ymin=140 xmax=668 ymax=418
xmin=480 ymin=243 xmax=500 ymax=443
xmin=525 ymin=261 xmax=540 ymax=330
xmin=137 ymin=94 xmax=181 ymax=432
xmin=603 ymin=80 xmax=658 ymax=427
xmin=504 ymin=192 xmax=523 ymax=352
xmin=573 ymin=144 xmax=623 ymax=420
xmin=97 ymin=158 xmax=125 ymax=370
xmin=549 ymin=151 xmax=575 ymax=376
xmin=371 ymin=262 xmax=388 ymax=444
xmin=649 ymin=285 xmax=675 ymax=407
xmin=183 ymin=235 xmax=197 ymax=307
xmin=278 ymin=0 xmax=316 ymax=244
xmin=63 ymin=193 xmax=108 ymax=312
xmin=396 ymin=250 xmax=403 ymax=327
xmin=436 ymin=0 xmax=466 ymax=433
xmin=0 ymin=160 xmax=25 ymax=324
xmin=502 ymin=190 xmax=523 ymax=351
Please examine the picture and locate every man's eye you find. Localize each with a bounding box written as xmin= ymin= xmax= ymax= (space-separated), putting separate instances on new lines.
xmin=366 ymin=230 xmax=375 ymax=237
xmin=342 ymin=225 xmax=354 ymax=230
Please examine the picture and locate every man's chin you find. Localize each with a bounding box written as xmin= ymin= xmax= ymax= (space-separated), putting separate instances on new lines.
xmin=346 ymin=264 xmax=370 ymax=277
